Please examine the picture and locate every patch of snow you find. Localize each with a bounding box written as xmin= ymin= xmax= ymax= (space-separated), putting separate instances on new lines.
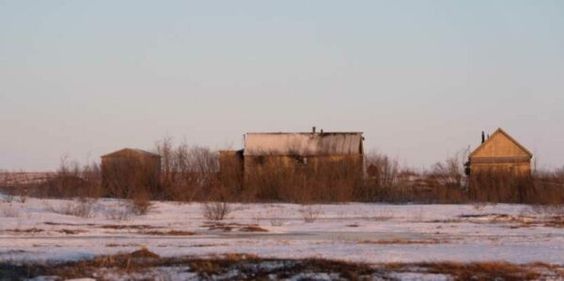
xmin=0 ymin=198 xmax=562 ymax=265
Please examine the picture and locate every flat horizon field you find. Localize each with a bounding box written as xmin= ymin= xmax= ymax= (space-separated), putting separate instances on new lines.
xmin=0 ymin=194 xmax=562 ymax=280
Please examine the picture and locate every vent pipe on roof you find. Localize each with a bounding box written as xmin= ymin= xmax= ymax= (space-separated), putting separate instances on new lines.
xmin=312 ymin=126 xmax=316 ymax=134
xmin=481 ymin=131 xmax=485 ymax=144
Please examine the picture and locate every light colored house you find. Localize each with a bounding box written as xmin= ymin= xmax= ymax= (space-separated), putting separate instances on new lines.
xmin=467 ymin=128 xmax=532 ymax=175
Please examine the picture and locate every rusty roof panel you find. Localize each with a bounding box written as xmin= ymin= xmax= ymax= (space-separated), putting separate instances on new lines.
xmin=244 ymin=132 xmax=363 ymax=156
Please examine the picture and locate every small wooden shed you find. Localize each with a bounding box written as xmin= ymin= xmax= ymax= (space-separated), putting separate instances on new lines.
xmin=101 ymin=148 xmax=161 ymax=197
xmin=467 ymin=128 xmax=532 ymax=175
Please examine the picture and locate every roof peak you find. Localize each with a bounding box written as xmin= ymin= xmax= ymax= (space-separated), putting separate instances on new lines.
xmin=101 ymin=148 xmax=160 ymax=158
xmin=470 ymin=128 xmax=533 ymax=158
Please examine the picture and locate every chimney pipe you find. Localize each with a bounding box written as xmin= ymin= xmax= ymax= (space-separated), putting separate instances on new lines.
xmin=312 ymin=126 xmax=316 ymax=134
xmin=481 ymin=131 xmax=485 ymax=143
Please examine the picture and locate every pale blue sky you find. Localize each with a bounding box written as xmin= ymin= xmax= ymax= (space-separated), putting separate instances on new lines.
xmin=1 ymin=1 xmax=563 ymax=171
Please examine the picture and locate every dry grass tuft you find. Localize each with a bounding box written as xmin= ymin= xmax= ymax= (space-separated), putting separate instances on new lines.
xmin=58 ymin=229 xmax=86 ymax=235
xmin=420 ymin=261 xmax=542 ymax=281
xmin=139 ymin=230 xmax=196 ymax=236
xmin=3 ymin=254 xmax=561 ymax=281
xmin=129 ymin=247 xmax=160 ymax=259
xmin=358 ymin=238 xmax=441 ymax=245
xmin=5 ymin=228 xmax=44 ymax=233
xmin=239 ymin=225 xmax=268 ymax=232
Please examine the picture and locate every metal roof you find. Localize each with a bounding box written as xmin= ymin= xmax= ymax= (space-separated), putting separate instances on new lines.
xmin=243 ymin=132 xmax=363 ymax=156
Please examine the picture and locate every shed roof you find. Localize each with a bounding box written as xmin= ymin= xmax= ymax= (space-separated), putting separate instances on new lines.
xmin=243 ymin=132 xmax=364 ymax=156
xmin=101 ymin=148 xmax=161 ymax=158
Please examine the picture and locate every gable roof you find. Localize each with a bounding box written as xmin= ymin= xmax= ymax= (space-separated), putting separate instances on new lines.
xmin=244 ymin=132 xmax=364 ymax=156
xmin=469 ymin=128 xmax=533 ymax=158
xmin=101 ymin=148 xmax=161 ymax=158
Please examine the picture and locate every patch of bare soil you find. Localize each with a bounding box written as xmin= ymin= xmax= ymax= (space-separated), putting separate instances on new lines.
xmin=58 ymin=229 xmax=87 ymax=235
xmin=129 ymin=247 xmax=160 ymax=259
xmin=139 ymin=230 xmax=196 ymax=236
xmin=358 ymin=238 xmax=442 ymax=245
xmin=4 ymin=228 xmax=44 ymax=233
xmin=3 ymin=252 xmax=562 ymax=281
xmin=100 ymin=224 xmax=159 ymax=230
xmin=106 ymin=243 xmax=142 ymax=248
xmin=202 ymin=222 xmax=268 ymax=232
xmin=459 ymin=213 xmax=535 ymax=223
xmin=239 ymin=225 xmax=268 ymax=232
xmin=458 ymin=213 xmax=564 ymax=229
xmin=400 ymin=261 xmax=562 ymax=281
xmin=44 ymin=221 xmax=96 ymax=227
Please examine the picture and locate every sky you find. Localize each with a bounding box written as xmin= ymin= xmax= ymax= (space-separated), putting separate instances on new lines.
xmin=1 ymin=0 xmax=563 ymax=171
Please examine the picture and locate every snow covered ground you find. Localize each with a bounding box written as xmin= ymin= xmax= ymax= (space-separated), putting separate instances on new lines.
xmin=1 ymin=194 xmax=562 ymax=267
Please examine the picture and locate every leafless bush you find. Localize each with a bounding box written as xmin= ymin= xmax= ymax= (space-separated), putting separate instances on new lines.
xmin=202 ymin=201 xmax=231 ymax=221
xmin=429 ymin=151 xmax=466 ymax=188
xmin=104 ymin=203 xmax=132 ymax=221
xmin=47 ymin=198 xmax=96 ymax=218
xmin=299 ymin=205 xmax=322 ymax=223
xmin=472 ymin=201 xmax=492 ymax=212
xmin=358 ymin=152 xmax=401 ymax=202
xmin=30 ymin=157 xmax=102 ymax=199
xmin=1 ymin=193 xmax=14 ymax=203
xmin=365 ymin=152 xmax=399 ymax=188
xmin=270 ymin=217 xmax=285 ymax=226
xmin=156 ymin=138 xmax=219 ymax=201
xmin=16 ymin=195 xmax=27 ymax=203
xmin=129 ymin=191 xmax=153 ymax=215
xmin=529 ymin=204 xmax=564 ymax=217
xmin=0 ymin=203 xmax=20 ymax=217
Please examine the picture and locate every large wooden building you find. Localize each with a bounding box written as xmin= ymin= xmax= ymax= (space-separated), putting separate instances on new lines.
xmin=101 ymin=148 xmax=161 ymax=197
xmin=466 ymin=128 xmax=533 ymax=175
xmin=219 ymin=129 xmax=364 ymax=195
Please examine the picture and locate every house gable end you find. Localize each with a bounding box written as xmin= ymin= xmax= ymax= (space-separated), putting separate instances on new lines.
xmin=470 ymin=129 xmax=532 ymax=160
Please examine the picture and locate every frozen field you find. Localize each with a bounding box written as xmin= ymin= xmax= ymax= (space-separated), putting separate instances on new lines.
xmin=0 ymin=195 xmax=563 ymax=279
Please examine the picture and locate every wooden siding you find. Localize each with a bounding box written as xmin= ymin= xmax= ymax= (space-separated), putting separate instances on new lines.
xmin=469 ymin=129 xmax=532 ymax=175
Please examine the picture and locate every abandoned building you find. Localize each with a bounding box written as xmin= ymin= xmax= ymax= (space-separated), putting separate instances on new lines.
xmin=101 ymin=148 xmax=161 ymax=197
xmin=466 ymin=128 xmax=533 ymax=176
xmin=219 ymin=129 xmax=364 ymax=196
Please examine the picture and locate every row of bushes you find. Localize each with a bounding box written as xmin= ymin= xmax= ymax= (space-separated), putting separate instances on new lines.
xmin=2 ymin=141 xmax=563 ymax=205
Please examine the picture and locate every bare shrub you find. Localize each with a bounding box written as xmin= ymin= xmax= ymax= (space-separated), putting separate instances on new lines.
xmin=472 ymin=201 xmax=492 ymax=212
xmin=359 ymin=152 xmax=401 ymax=202
xmin=365 ymin=152 xmax=399 ymax=188
xmin=156 ymin=138 xmax=219 ymax=201
xmin=529 ymin=204 xmax=564 ymax=217
xmin=429 ymin=152 xmax=466 ymax=189
xmin=129 ymin=190 xmax=152 ymax=215
xmin=104 ymin=203 xmax=132 ymax=221
xmin=31 ymin=157 xmax=102 ymax=199
xmin=47 ymin=198 xmax=96 ymax=218
xmin=202 ymin=201 xmax=231 ymax=221
xmin=0 ymin=203 xmax=20 ymax=217
xmin=1 ymin=193 xmax=14 ymax=203
xmin=270 ymin=217 xmax=285 ymax=227
xmin=299 ymin=205 xmax=322 ymax=223
xmin=16 ymin=195 xmax=27 ymax=204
